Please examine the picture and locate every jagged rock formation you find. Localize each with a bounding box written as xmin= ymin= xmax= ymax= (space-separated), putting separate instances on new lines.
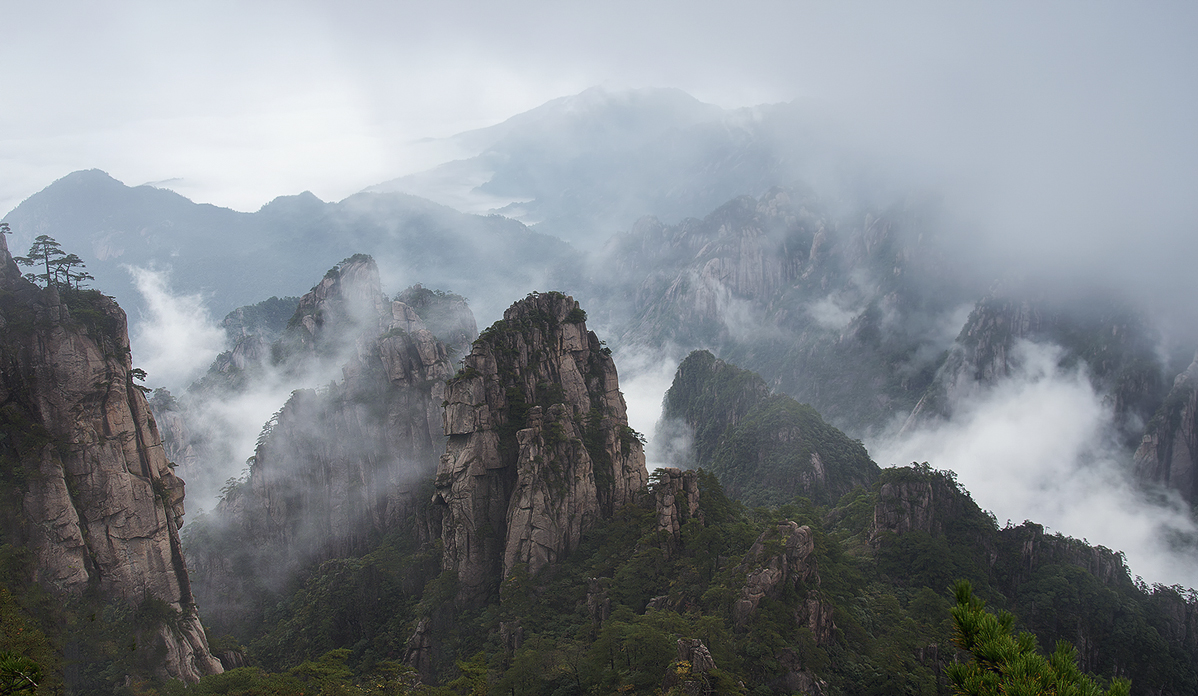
xmin=903 ymin=294 xmax=1167 ymax=446
xmin=653 ymin=467 xmax=700 ymax=542
xmin=594 ymin=189 xmax=969 ymax=434
xmin=733 ymin=522 xmax=833 ymax=641
xmin=0 ymin=234 xmax=221 ymax=682
xmin=186 ymin=256 xmax=472 ymax=634
xmin=871 ymin=467 xmax=988 ymax=543
xmin=660 ymin=350 xmax=879 ymax=507
xmin=1133 ymin=354 xmax=1198 ymax=504
xmin=434 ymin=292 xmax=648 ymax=605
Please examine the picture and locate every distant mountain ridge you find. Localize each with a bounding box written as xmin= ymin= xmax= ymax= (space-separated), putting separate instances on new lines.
xmin=1 ymin=169 xmax=579 ymax=324
xmin=369 ymin=86 xmax=845 ymax=247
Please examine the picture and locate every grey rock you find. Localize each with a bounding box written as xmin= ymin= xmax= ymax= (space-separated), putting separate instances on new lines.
xmin=0 ymin=238 xmax=221 ymax=682
xmin=434 ymin=292 xmax=648 ymax=606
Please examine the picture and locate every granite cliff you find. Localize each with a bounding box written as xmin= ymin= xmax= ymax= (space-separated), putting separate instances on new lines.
xmin=1133 ymin=353 xmax=1198 ymax=505
xmin=0 ymin=232 xmax=222 ymax=682
xmin=435 ymin=292 xmax=648 ymax=606
xmin=185 ymin=255 xmax=472 ymax=635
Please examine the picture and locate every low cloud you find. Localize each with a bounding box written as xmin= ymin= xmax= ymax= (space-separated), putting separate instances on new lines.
xmin=610 ymin=343 xmax=689 ymax=472
xmin=128 ymin=266 xmax=225 ymax=391
xmin=807 ymin=293 xmax=860 ymax=330
xmin=871 ymin=340 xmax=1198 ymax=588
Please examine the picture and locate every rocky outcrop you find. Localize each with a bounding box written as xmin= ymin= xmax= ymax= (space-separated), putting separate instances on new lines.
xmin=0 ymin=234 xmax=221 ymax=682
xmin=1133 ymin=354 xmax=1198 ymax=504
xmin=147 ymin=389 xmax=201 ymax=485
xmin=870 ymin=465 xmax=995 ymax=549
xmin=434 ymin=292 xmax=648 ymax=606
xmin=732 ymin=522 xmax=834 ymax=643
xmin=872 ymin=473 xmax=964 ymax=541
xmin=654 ymin=467 xmax=700 ymax=542
xmin=995 ymin=522 xmax=1133 ymax=592
xmin=186 ymin=256 xmax=471 ymax=634
xmin=663 ymin=638 xmax=718 ymax=696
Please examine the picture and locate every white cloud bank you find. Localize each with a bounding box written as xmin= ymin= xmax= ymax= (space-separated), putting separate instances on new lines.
xmin=872 ymin=340 xmax=1198 ymax=588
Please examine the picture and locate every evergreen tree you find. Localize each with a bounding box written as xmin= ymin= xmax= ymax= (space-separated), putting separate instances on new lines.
xmin=13 ymin=236 xmax=65 ymax=288
xmin=11 ymin=236 xmax=92 ymax=290
xmin=945 ymin=580 xmax=1131 ymax=696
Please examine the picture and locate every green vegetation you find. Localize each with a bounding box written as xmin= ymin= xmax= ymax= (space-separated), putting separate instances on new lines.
xmin=947 ymin=581 xmax=1130 ymax=696
xmin=664 ymin=351 xmax=879 ymax=507
xmin=164 ymin=458 xmax=1198 ymax=696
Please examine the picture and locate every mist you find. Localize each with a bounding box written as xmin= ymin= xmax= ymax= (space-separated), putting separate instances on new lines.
xmin=608 ymin=343 xmax=692 ymax=472
xmin=871 ymin=340 xmax=1198 ymax=589
xmin=128 ymin=266 xmax=225 ymax=390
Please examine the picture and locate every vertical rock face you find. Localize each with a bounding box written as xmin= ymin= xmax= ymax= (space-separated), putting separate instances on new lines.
xmin=653 ymin=467 xmax=700 ymax=541
xmin=247 ymin=259 xmax=458 ymax=559
xmin=596 ymin=189 xmax=967 ymax=435
xmin=1133 ymin=354 xmax=1198 ymax=504
xmin=435 ymin=292 xmax=648 ymax=605
xmin=0 ymin=235 xmax=221 ymax=682
xmin=870 ymin=466 xmax=993 ymax=546
xmin=187 ymin=256 xmax=471 ymax=634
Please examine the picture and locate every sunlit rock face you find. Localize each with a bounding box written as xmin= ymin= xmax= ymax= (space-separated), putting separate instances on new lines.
xmin=0 ymin=234 xmax=222 ymax=682
xmin=434 ymin=292 xmax=648 ymax=606
xmin=1134 ymin=353 xmax=1198 ymax=504
xmin=187 ymin=255 xmax=472 ymax=634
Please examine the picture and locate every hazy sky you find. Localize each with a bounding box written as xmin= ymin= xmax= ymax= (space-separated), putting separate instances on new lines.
xmin=5 ymin=1 xmax=1197 ymax=225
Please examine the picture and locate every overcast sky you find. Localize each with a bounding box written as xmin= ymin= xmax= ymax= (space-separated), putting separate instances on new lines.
xmin=3 ymin=2 xmax=1196 ymax=212
xmin=4 ymin=1 xmax=1198 ymax=327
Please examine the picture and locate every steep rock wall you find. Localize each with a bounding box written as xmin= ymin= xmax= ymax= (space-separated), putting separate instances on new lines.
xmin=1133 ymin=354 xmax=1198 ymax=504
xmin=0 ymin=234 xmax=221 ymax=682
xmin=435 ymin=292 xmax=648 ymax=606
xmin=187 ymin=256 xmax=468 ymax=634
xmin=595 ymin=189 xmax=966 ymax=435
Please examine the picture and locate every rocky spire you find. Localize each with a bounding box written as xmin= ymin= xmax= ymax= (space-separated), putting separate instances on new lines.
xmin=0 ymin=236 xmax=222 ymax=682
xmin=187 ymin=256 xmax=470 ymax=635
xmin=434 ymin=292 xmax=648 ymax=606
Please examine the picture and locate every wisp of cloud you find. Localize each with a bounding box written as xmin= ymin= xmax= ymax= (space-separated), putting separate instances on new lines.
xmin=128 ymin=266 xmax=226 ymax=391
xmin=872 ymin=340 xmax=1198 ymax=589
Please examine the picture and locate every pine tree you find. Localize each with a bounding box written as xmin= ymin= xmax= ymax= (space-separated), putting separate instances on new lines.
xmin=13 ymin=235 xmax=65 ymax=288
xmin=945 ymin=580 xmax=1130 ymax=696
